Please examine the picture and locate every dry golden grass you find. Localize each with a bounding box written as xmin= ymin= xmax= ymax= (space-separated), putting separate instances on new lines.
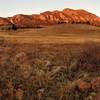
xmin=0 ymin=24 xmax=100 ymax=44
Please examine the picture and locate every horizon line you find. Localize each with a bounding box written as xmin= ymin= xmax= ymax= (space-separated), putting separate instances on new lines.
xmin=0 ymin=8 xmax=100 ymax=18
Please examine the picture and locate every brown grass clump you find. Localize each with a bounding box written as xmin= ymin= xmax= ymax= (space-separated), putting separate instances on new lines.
xmin=79 ymin=42 xmax=100 ymax=72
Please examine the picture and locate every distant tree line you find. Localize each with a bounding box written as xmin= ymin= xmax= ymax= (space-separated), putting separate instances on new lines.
xmin=0 ymin=24 xmax=17 ymax=31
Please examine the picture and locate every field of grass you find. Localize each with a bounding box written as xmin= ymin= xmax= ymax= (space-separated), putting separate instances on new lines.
xmin=0 ymin=24 xmax=100 ymax=44
xmin=0 ymin=24 xmax=100 ymax=100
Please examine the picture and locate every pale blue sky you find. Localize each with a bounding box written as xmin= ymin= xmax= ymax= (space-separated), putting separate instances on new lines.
xmin=0 ymin=0 xmax=100 ymax=17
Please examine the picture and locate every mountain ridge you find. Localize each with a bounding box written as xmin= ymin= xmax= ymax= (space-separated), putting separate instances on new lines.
xmin=0 ymin=8 xmax=100 ymax=29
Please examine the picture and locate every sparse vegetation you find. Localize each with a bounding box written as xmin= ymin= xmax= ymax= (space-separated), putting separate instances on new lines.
xmin=0 ymin=40 xmax=99 ymax=100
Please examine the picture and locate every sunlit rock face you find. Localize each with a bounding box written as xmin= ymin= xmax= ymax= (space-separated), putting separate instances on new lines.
xmin=0 ymin=17 xmax=15 ymax=30
xmin=1 ymin=8 xmax=100 ymax=28
xmin=0 ymin=17 xmax=11 ymax=26
xmin=10 ymin=14 xmax=36 ymax=28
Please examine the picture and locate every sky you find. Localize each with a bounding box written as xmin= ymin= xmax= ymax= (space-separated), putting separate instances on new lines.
xmin=0 ymin=0 xmax=100 ymax=17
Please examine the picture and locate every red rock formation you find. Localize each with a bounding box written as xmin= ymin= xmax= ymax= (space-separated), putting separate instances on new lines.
xmin=95 ymin=95 xmax=100 ymax=100
xmin=77 ymin=81 xmax=91 ymax=92
xmin=0 ymin=8 xmax=100 ymax=28
xmin=0 ymin=17 xmax=11 ymax=26
xmin=77 ymin=77 xmax=100 ymax=92
xmin=10 ymin=14 xmax=36 ymax=28
xmin=91 ymin=77 xmax=100 ymax=91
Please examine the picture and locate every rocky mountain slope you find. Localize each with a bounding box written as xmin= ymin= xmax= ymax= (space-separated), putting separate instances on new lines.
xmin=0 ymin=8 xmax=100 ymax=29
xmin=0 ymin=17 xmax=11 ymax=26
